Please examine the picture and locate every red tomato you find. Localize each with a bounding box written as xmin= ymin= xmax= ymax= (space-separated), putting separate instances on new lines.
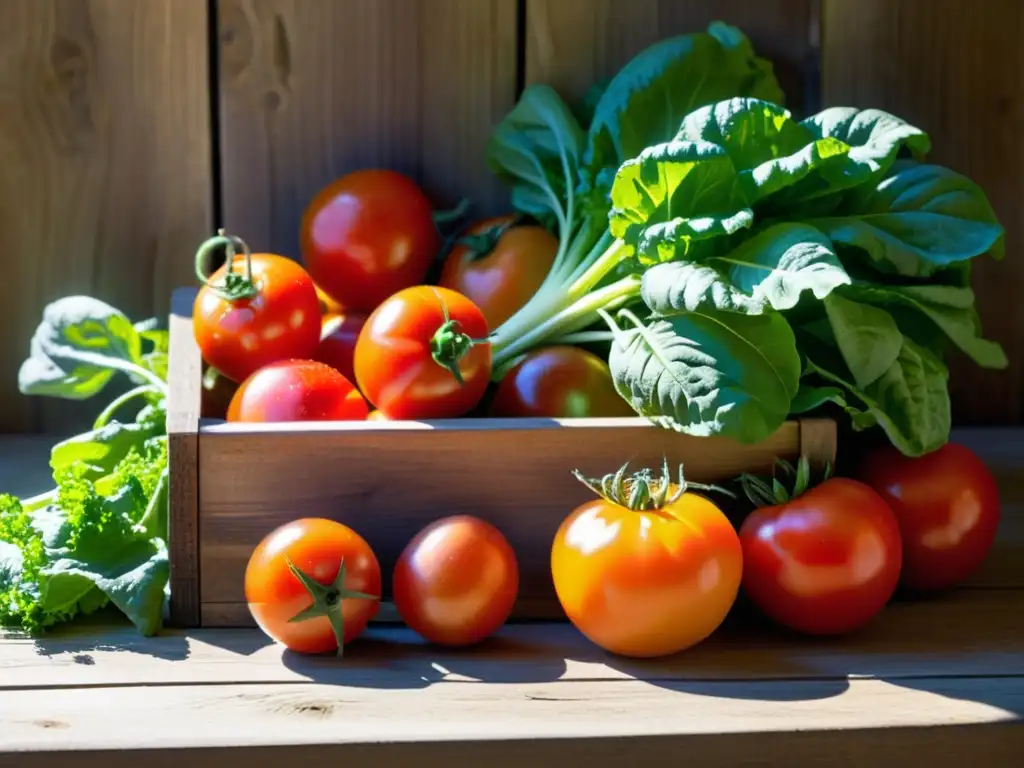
xmin=439 ymin=216 xmax=558 ymax=329
xmin=739 ymin=474 xmax=902 ymax=635
xmin=314 ymin=312 xmax=367 ymax=385
xmin=193 ymin=232 xmax=322 ymax=383
xmin=354 ymin=286 xmax=492 ymax=420
xmin=551 ymin=462 xmax=743 ymax=658
xmin=490 ymin=345 xmax=635 ymax=418
xmin=226 ymin=359 xmax=368 ymax=422
xmin=858 ymin=442 xmax=1000 ymax=592
xmin=393 ymin=516 xmax=519 ymax=647
xmin=245 ymin=518 xmax=381 ymax=655
xmin=300 ymin=169 xmax=439 ymax=313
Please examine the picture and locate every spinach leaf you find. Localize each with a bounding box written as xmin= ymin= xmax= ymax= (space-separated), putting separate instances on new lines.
xmin=608 ymin=138 xmax=753 ymax=264
xmin=801 ymin=107 xmax=931 ymax=177
xmin=640 ymin=223 xmax=850 ymax=315
xmin=823 ymin=292 xmax=903 ymax=389
xmin=844 ymin=283 xmax=1007 ymax=369
xmin=585 ymin=23 xmax=783 ymax=178
xmin=606 ymin=307 xmax=800 ymax=444
xmin=804 ymin=336 xmax=951 ymax=457
xmin=807 ymin=162 xmax=1005 ymax=277
xmin=486 ymin=84 xmax=586 ymax=226
xmin=641 ymin=262 xmax=763 ymax=315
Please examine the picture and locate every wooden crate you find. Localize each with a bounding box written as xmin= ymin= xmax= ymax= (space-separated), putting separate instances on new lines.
xmin=167 ymin=287 xmax=838 ymax=628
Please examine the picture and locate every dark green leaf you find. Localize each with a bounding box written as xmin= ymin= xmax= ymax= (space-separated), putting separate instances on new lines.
xmin=607 ymin=308 xmax=800 ymax=444
xmin=808 ymin=162 xmax=1005 ymax=277
xmin=17 ymin=296 xmax=146 ymax=400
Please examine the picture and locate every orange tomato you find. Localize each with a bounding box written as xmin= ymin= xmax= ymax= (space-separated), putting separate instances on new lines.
xmin=392 ymin=516 xmax=519 ymax=647
xmin=245 ymin=518 xmax=381 ymax=656
xmin=439 ymin=215 xmax=558 ymax=329
xmin=551 ymin=462 xmax=742 ymax=658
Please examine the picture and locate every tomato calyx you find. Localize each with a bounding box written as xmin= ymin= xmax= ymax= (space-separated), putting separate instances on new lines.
xmin=284 ymin=555 xmax=379 ymax=658
xmin=573 ymin=458 xmax=734 ymax=514
xmin=194 ymin=229 xmax=261 ymax=302
xmin=428 ymin=288 xmax=491 ymax=386
xmin=453 ymin=216 xmax=523 ymax=264
xmin=739 ymin=455 xmax=834 ymax=508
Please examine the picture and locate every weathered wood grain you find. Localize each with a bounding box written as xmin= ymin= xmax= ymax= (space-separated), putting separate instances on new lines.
xmin=4 ymin=590 xmax=1022 ymax=690
xmin=821 ymin=0 xmax=1024 ymax=425
xmin=524 ymin=0 xmax=817 ymax=112
xmin=0 ymin=0 xmax=212 ymax=433
xmin=217 ymin=0 xmax=517 ymax=261
xmin=167 ymin=288 xmax=203 ymax=628
xmin=2 ymin=588 xmax=1023 ymax=768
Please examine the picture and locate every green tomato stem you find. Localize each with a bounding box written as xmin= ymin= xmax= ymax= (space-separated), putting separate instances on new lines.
xmin=194 ymin=229 xmax=259 ymax=302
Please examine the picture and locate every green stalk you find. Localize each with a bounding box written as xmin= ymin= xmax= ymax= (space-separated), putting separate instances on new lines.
xmin=492 ymin=274 xmax=641 ymax=366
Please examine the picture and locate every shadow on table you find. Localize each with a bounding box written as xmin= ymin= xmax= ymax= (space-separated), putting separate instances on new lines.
xmin=29 ymin=606 xmax=191 ymax=663
xmin=276 ymin=628 xmax=570 ymax=690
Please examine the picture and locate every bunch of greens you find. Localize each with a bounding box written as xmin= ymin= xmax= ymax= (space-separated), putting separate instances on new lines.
xmin=0 ymin=297 xmax=170 ymax=635
xmin=486 ymin=21 xmax=1004 ymax=457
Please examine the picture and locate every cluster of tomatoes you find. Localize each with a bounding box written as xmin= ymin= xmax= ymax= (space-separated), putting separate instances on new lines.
xmin=243 ymin=439 xmax=1000 ymax=660
xmin=192 ymin=169 xmax=633 ymax=424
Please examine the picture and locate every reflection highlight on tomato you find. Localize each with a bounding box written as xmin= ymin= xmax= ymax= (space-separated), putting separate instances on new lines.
xmin=490 ymin=345 xmax=635 ymax=418
xmin=314 ymin=311 xmax=367 ymax=385
xmin=393 ymin=515 xmax=519 ymax=647
xmin=550 ymin=461 xmax=742 ymax=658
xmin=859 ymin=442 xmax=1000 ymax=591
xmin=227 ymin=359 xmax=368 ymax=422
xmin=439 ymin=215 xmax=558 ymax=329
xmin=245 ymin=518 xmax=381 ymax=656
xmin=354 ymin=285 xmax=492 ymax=420
xmin=300 ymin=169 xmax=439 ymax=313
xmin=192 ymin=230 xmax=322 ymax=384
xmin=738 ymin=458 xmax=902 ymax=635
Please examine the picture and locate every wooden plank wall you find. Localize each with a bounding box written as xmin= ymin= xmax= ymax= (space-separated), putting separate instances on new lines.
xmin=0 ymin=0 xmax=1020 ymax=433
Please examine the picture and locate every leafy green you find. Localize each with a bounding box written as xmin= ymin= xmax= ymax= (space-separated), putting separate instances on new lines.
xmin=483 ymin=22 xmax=1005 ymax=457
xmin=606 ymin=307 xmax=800 ymax=444
xmin=808 ymin=162 xmax=1005 ymax=276
xmin=1 ymin=297 xmax=169 ymax=635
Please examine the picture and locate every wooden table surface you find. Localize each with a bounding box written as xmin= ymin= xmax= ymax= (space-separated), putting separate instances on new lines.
xmin=2 ymin=431 xmax=1023 ymax=766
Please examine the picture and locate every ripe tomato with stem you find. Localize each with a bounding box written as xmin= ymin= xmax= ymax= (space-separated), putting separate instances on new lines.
xmin=737 ymin=456 xmax=903 ymax=635
xmin=192 ymin=230 xmax=322 ymax=384
xmin=353 ymin=285 xmax=492 ymax=420
xmin=245 ymin=518 xmax=381 ymax=656
xmin=550 ymin=460 xmax=743 ymax=658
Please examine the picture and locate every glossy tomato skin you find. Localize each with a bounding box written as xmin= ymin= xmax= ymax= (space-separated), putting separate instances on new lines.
xmin=245 ymin=518 xmax=381 ymax=654
xmin=491 ymin=345 xmax=635 ymax=418
xmin=393 ymin=516 xmax=519 ymax=647
xmin=314 ymin=312 xmax=367 ymax=385
xmin=739 ymin=478 xmax=902 ymax=635
xmin=354 ymin=286 xmax=492 ymax=420
xmin=300 ymin=169 xmax=439 ymax=313
xmin=439 ymin=216 xmax=558 ymax=329
xmin=858 ymin=443 xmax=1000 ymax=591
xmin=366 ymin=409 xmax=389 ymax=421
xmin=551 ymin=492 xmax=743 ymax=658
xmin=193 ymin=253 xmax=322 ymax=383
xmin=226 ymin=359 xmax=368 ymax=422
